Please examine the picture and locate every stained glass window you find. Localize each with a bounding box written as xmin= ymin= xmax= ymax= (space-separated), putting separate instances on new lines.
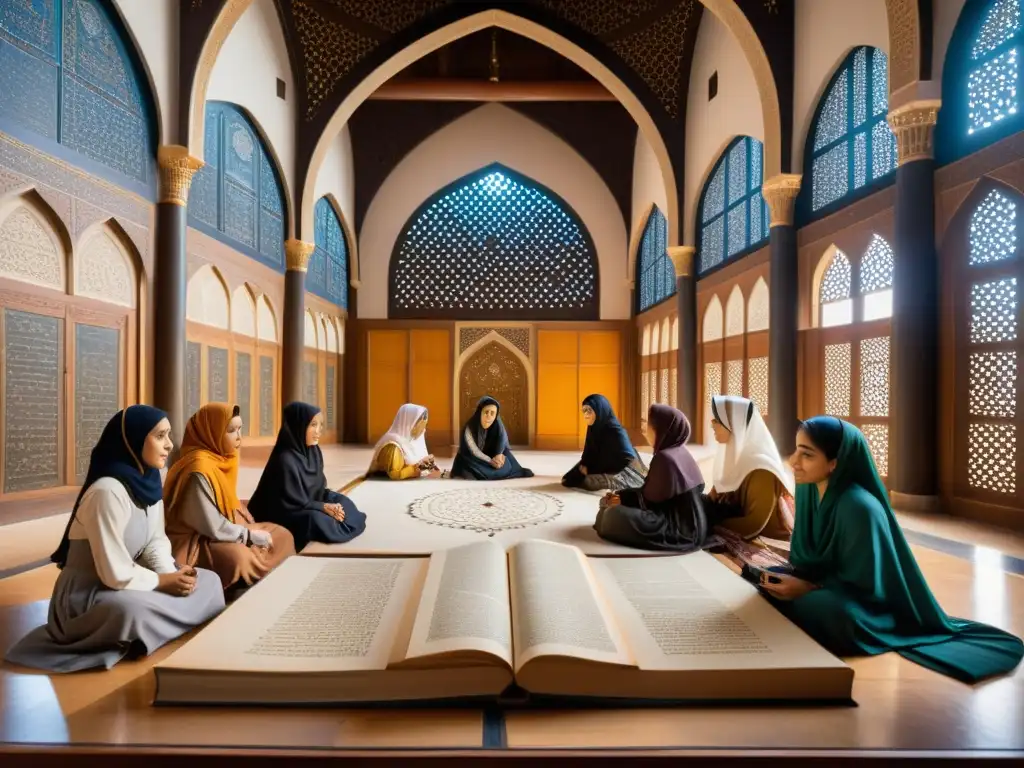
xmin=188 ymin=102 xmax=286 ymax=271
xmin=0 ymin=0 xmax=156 ymax=191
xmin=310 ymin=197 xmax=349 ymax=309
xmin=697 ymin=137 xmax=770 ymax=274
xmin=389 ymin=165 xmax=597 ymax=320
xmin=968 ymin=0 xmax=1021 ymax=135
xmin=637 ymin=206 xmax=674 ymax=313
xmin=808 ymin=47 xmax=898 ymax=215
xmin=964 ymin=184 xmax=1022 ymax=495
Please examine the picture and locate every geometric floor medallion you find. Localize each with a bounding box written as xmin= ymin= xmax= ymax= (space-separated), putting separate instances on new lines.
xmin=407 ymin=488 xmax=563 ymax=536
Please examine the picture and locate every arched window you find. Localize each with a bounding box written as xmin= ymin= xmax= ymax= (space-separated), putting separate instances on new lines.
xmin=697 ymin=137 xmax=770 ymax=274
xmin=188 ymin=102 xmax=286 ymax=271
xmin=938 ymin=0 xmax=1022 ymax=163
xmin=310 ymin=197 xmax=349 ymax=310
xmin=819 ymin=236 xmax=895 ymax=328
xmin=960 ymin=187 xmax=1021 ymax=497
xmin=803 ymin=47 xmax=898 ymax=219
xmin=389 ymin=165 xmax=597 ymax=320
xmin=818 ymin=235 xmax=895 ymax=476
xmin=0 ymin=0 xmax=156 ymax=192
xmin=819 ymin=249 xmax=853 ymax=327
xmin=636 ymin=206 xmax=673 ymax=312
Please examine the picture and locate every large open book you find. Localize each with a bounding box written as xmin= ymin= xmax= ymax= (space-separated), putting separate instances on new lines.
xmin=153 ymin=540 xmax=853 ymax=705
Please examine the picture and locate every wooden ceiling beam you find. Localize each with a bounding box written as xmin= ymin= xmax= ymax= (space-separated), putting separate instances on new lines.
xmin=368 ymin=79 xmax=616 ymax=102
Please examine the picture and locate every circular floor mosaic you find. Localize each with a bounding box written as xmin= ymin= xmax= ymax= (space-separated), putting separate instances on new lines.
xmin=408 ymin=488 xmax=563 ymax=536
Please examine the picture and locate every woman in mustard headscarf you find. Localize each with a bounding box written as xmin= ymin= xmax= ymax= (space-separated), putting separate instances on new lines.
xmin=760 ymin=416 xmax=1022 ymax=683
xmin=164 ymin=403 xmax=295 ymax=592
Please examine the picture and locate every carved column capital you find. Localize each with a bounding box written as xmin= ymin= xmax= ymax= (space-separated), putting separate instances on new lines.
xmin=761 ymin=174 xmax=802 ymax=228
xmin=667 ymin=246 xmax=695 ymax=278
xmin=887 ymin=99 xmax=942 ymax=164
xmin=285 ymin=239 xmax=315 ymax=272
xmin=157 ymin=145 xmax=204 ymax=206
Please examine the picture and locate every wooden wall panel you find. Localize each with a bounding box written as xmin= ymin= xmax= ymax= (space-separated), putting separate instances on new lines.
xmin=367 ymin=329 xmax=409 ymax=441
xmin=537 ymin=330 xmax=580 ymax=450
xmin=578 ymin=330 xmax=622 ymax=445
xmin=410 ymin=329 xmax=453 ymax=447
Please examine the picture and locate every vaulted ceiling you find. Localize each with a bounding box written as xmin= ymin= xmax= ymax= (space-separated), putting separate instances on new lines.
xmin=181 ymin=0 xmax=796 ymax=232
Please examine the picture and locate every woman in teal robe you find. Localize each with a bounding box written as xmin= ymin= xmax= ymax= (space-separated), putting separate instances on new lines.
xmin=758 ymin=415 xmax=1022 ymax=684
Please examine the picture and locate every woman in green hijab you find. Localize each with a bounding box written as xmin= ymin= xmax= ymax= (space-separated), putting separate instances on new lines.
xmin=758 ymin=415 xmax=1022 ymax=684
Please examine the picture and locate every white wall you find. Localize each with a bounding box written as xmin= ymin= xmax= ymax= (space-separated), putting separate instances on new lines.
xmin=933 ymin=0 xmax=969 ymax=86
xmin=631 ymin=130 xmax=671 ymax=266
xmin=112 ymin=0 xmax=178 ymax=145
xmin=792 ymin=0 xmax=890 ymax=171
xmin=684 ymin=11 xmax=763 ymax=245
xmin=359 ymin=104 xmax=629 ymax=320
xmin=207 ymin=0 xmax=296 ymax=203
xmin=312 ymin=125 xmax=357 ymax=237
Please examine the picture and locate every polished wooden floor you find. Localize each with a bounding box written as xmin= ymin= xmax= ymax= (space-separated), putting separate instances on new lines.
xmin=1 ymin=451 xmax=1022 ymax=764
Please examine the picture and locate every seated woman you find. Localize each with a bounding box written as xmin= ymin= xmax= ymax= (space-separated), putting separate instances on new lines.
xmin=163 ymin=403 xmax=296 ymax=593
xmin=367 ymin=403 xmax=442 ymax=480
xmin=4 ymin=406 xmax=225 ymax=673
xmin=703 ymin=395 xmax=795 ymax=540
xmin=759 ymin=416 xmax=1023 ymax=683
xmin=593 ymin=404 xmax=709 ymax=552
xmin=247 ymin=402 xmax=367 ymax=551
xmin=449 ymin=396 xmax=534 ymax=480
xmin=562 ymin=394 xmax=647 ymax=492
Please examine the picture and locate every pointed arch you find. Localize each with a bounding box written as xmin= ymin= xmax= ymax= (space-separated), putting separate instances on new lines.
xmin=186 ymin=264 xmax=230 ymax=329
xmin=702 ymin=295 xmax=725 ymax=342
xmin=187 ymin=101 xmax=289 ymax=271
xmin=0 ymin=193 xmax=68 ymax=293
xmin=257 ymin=293 xmax=278 ymax=343
xmin=73 ymin=222 xmax=138 ymax=308
xmin=635 ymin=205 xmax=674 ymax=313
xmin=948 ymin=178 xmax=1022 ymax=500
xmin=725 ymin=285 xmax=746 ymax=337
xmin=231 ymin=284 xmax=257 ymax=337
xmin=815 ymin=246 xmax=853 ymax=328
xmin=670 ymin=317 xmax=679 ymax=351
xmin=453 ymin=329 xmax=536 ymax=447
xmin=747 ymin=276 xmax=770 ymax=332
xmin=861 ymin=233 xmax=895 ymax=320
xmin=363 ymin=104 xmax=619 ymax=320
xmin=642 ymin=324 xmax=652 ymax=356
xmin=304 ymin=309 xmax=318 ymax=349
xmin=387 ymin=161 xmax=599 ymax=321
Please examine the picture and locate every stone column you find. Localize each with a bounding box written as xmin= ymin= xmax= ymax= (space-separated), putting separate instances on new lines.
xmin=761 ymin=174 xmax=803 ymax=454
xmin=667 ymin=246 xmax=697 ymax=428
xmin=283 ymin=239 xmax=314 ymax=406
xmin=887 ymin=100 xmax=942 ymax=512
xmin=155 ymin=145 xmax=203 ymax=448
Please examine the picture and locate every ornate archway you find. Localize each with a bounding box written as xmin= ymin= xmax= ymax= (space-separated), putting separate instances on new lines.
xmin=458 ymin=340 xmax=530 ymax=446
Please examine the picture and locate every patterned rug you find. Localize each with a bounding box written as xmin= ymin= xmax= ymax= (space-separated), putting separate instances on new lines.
xmin=407 ymin=487 xmax=563 ymax=536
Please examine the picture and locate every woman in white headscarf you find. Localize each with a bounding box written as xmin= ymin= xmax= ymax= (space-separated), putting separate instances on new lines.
xmin=704 ymin=395 xmax=795 ymax=540
xmin=367 ymin=404 xmax=442 ymax=480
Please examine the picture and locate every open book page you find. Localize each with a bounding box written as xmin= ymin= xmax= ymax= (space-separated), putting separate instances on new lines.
xmin=157 ymin=555 xmax=424 ymax=673
xmin=588 ymin=553 xmax=848 ymax=670
xmin=508 ymin=539 xmax=633 ymax=672
xmin=404 ymin=540 xmax=513 ymax=666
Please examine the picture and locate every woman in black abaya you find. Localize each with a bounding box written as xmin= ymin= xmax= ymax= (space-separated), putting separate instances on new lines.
xmin=562 ymin=394 xmax=647 ymax=491
xmin=449 ymin=396 xmax=534 ymax=480
xmin=247 ymin=402 xmax=366 ymax=550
